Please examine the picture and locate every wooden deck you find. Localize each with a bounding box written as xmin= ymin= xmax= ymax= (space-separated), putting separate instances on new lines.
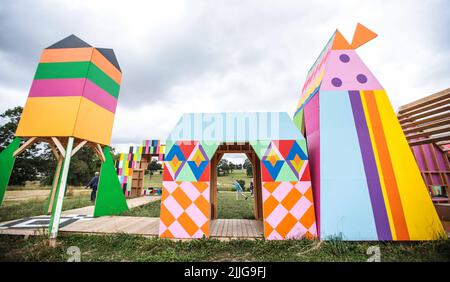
xmin=1 ymin=216 xmax=264 ymax=239
xmin=210 ymin=219 xmax=263 ymax=239
xmin=61 ymin=218 xmax=263 ymax=239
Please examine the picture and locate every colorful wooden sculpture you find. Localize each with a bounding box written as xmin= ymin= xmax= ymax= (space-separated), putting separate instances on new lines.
xmin=0 ymin=35 xmax=127 ymax=241
xmin=294 ymin=23 xmax=445 ymax=240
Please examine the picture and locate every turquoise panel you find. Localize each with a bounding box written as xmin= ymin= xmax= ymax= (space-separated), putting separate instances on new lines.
xmin=166 ymin=112 xmax=304 ymax=142
xmin=319 ymin=90 xmax=377 ymax=240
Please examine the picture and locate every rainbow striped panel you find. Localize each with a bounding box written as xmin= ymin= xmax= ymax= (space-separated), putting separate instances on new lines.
xmin=294 ymin=29 xmax=445 ymax=240
xmin=15 ymin=35 xmax=121 ymax=145
xmin=115 ymin=140 xmax=166 ymax=194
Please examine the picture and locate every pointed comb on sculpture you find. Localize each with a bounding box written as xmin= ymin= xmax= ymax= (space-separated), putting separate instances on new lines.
xmin=332 ymin=23 xmax=377 ymax=50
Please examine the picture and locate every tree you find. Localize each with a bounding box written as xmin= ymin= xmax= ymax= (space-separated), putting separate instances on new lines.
xmin=243 ymin=159 xmax=253 ymax=177
xmin=148 ymin=159 xmax=162 ymax=172
xmin=217 ymin=159 xmax=230 ymax=176
xmin=147 ymin=159 xmax=162 ymax=178
xmin=0 ymin=106 xmax=101 ymax=186
xmin=229 ymin=162 xmax=235 ymax=173
xmin=0 ymin=106 xmax=50 ymax=185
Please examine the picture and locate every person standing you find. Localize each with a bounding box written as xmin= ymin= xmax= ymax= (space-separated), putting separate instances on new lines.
xmin=86 ymin=172 xmax=99 ymax=202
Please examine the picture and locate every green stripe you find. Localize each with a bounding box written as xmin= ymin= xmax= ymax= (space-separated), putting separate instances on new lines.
xmin=87 ymin=63 xmax=120 ymax=98
xmin=34 ymin=62 xmax=90 ymax=79
xmin=34 ymin=62 xmax=120 ymax=98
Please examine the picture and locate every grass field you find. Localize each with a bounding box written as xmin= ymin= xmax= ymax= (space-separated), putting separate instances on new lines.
xmin=0 ymin=233 xmax=449 ymax=262
xmin=0 ymin=192 xmax=92 ymax=222
xmin=143 ymin=169 xmax=253 ymax=192
xmin=1 ymin=171 xmax=449 ymax=262
xmin=120 ymin=192 xmax=254 ymax=219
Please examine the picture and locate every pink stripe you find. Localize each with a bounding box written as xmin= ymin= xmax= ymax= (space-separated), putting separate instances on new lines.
xmin=83 ymin=79 xmax=117 ymax=113
xmin=29 ymin=78 xmax=85 ymax=97
xmin=304 ymin=94 xmax=320 ymax=237
xmin=28 ymin=78 xmax=117 ymax=113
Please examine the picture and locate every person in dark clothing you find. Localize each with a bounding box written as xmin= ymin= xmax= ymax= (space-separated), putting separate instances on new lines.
xmin=249 ymin=181 xmax=254 ymax=197
xmin=86 ymin=172 xmax=99 ymax=202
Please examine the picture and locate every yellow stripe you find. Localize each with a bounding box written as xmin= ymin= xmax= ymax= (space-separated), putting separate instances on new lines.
xmin=16 ymin=96 xmax=81 ymax=137
xmin=373 ymin=90 xmax=445 ymax=240
xmin=360 ymin=91 xmax=397 ymax=240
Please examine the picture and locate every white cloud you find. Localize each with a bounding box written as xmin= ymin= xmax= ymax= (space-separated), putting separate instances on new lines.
xmin=0 ymin=0 xmax=449 ymax=156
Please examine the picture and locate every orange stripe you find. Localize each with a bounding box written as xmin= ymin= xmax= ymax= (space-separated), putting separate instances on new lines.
xmin=91 ymin=49 xmax=122 ymax=84
xmin=364 ymin=90 xmax=410 ymax=240
xmin=39 ymin=47 xmax=93 ymax=63
xmin=39 ymin=47 xmax=121 ymax=84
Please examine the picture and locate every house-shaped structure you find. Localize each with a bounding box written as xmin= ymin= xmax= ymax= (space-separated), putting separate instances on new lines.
xmin=159 ymin=112 xmax=317 ymax=240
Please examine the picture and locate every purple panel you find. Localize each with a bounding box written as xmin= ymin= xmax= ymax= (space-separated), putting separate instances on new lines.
xmin=349 ymin=90 xmax=391 ymax=240
xmin=423 ymin=144 xmax=437 ymax=171
xmin=433 ymin=144 xmax=448 ymax=171
xmin=411 ymin=146 xmax=426 ymax=170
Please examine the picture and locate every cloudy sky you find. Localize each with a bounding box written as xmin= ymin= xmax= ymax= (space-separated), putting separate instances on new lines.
xmin=0 ymin=0 xmax=449 ymax=162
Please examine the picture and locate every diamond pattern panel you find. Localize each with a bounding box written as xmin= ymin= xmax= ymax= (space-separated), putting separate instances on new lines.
xmin=262 ymin=180 xmax=317 ymax=240
xmin=159 ymin=181 xmax=210 ymax=238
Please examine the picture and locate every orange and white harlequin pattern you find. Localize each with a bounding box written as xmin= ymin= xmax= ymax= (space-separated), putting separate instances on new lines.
xmin=159 ymin=181 xmax=210 ymax=238
xmin=262 ymin=180 xmax=317 ymax=240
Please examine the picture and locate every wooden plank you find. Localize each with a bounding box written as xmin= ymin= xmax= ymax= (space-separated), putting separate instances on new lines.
xmin=399 ymin=105 xmax=450 ymax=123
xmin=398 ymin=98 xmax=450 ymax=119
xmin=71 ymin=140 xmax=87 ymax=156
xmin=405 ymin=126 xmax=450 ymax=140
xmin=94 ymin=144 xmax=105 ymax=162
xmin=398 ymin=88 xmax=450 ymax=114
xmin=400 ymin=112 xmax=450 ymax=129
xmin=211 ymin=219 xmax=219 ymax=236
xmin=216 ymin=150 xmax=254 ymax=154
xmin=402 ymin=119 xmax=450 ymax=135
xmin=13 ymin=137 xmax=37 ymax=157
xmin=212 ymin=220 xmax=219 ymax=237
xmin=51 ymin=137 xmax=66 ymax=156
xmin=47 ymin=158 xmax=63 ymax=214
xmin=226 ymin=219 xmax=231 ymax=237
xmin=218 ymin=219 xmax=225 ymax=237
xmin=244 ymin=220 xmax=251 ymax=237
xmin=48 ymin=141 xmax=62 ymax=161
xmin=409 ymin=134 xmax=450 ymax=146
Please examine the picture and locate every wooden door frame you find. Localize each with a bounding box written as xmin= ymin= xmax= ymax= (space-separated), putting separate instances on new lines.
xmin=209 ymin=143 xmax=263 ymax=220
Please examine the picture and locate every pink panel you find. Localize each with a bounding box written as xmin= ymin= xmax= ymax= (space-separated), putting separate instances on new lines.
xmin=321 ymin=50 xmax=383 ymax=91
xmin=303 ymin=93 xmax=321 ymax=236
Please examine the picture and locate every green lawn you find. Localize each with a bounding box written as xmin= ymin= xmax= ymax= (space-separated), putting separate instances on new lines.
xmin=217 ymin=169 xmax=253 ymax=191
xmin=0 ymin=233 xmax=449 ymax=262
xmin=217 ymin=192 xmax=254 ymax=219
xmin=143 ymin=171 xmax=163 ymax=188
xmin=0 ymin=193 xmax=92 ymax=222
xmin=120 ymin=192 xmax=255 ymax=219
xmin=120 ymin=200 xmax=161 ymax=217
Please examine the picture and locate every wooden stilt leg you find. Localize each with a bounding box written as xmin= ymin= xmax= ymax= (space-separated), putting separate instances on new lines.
xmin=49 ymin=137 xmax=74 ymax=243
xmin=47 ymin=158 xmax=63 ymax=215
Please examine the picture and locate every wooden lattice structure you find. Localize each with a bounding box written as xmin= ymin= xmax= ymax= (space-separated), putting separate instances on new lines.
xmin=397 ymin=88 xmax=450 ymax=204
